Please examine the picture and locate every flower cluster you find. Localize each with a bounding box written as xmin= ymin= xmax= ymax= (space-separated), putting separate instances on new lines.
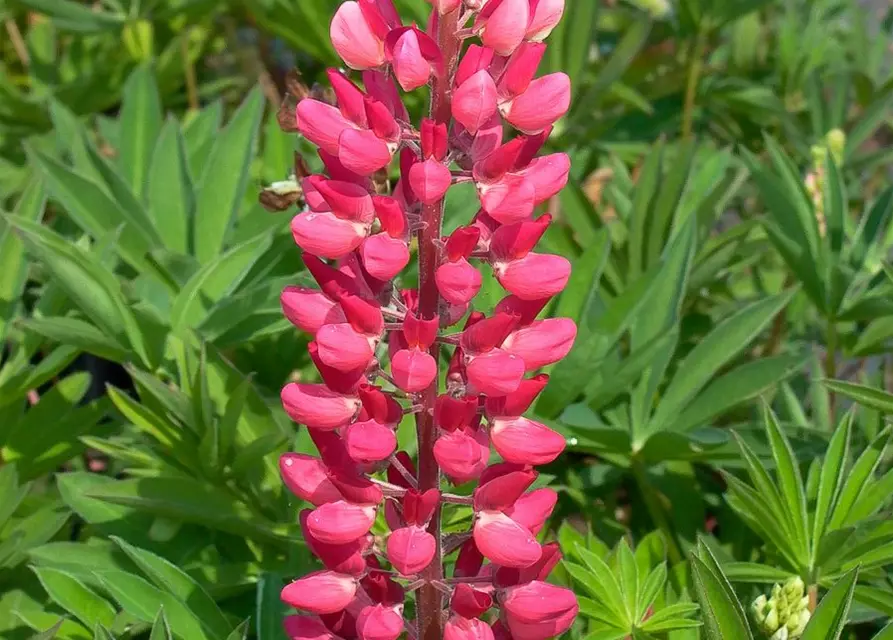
xmin=276 ymin=1 xmax=578 ymax=639
xmin=751 ymin=577 xmax=811 ymax=640
xmin=805 ymin=128 xmax=846 ymax=238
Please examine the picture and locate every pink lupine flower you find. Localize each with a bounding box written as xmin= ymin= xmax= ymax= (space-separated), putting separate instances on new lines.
xmin=500 ymin=73 xmax=571 ymax=134
xmin=278 ymin=0 xmax=578 ymax=637
xmin=281 ymin=571 xmax=358 ymax=614
xmin=502 ymin=581 xmax=579 ymax=640
xmin=489 ymin=417 xmax=566 ymax=464
xmin=356 ymin=604 xmax=404 ymax=640
xmin=280 ymin=454 xmax=343 ymax=505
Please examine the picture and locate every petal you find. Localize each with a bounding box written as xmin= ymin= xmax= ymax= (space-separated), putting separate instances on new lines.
xmin=284 ymin=616 xmax=342 ymax=640
xmin=409 ymin=158 xmax=452 ymax=205
xmin=489 ymin=417 xmax=566 ymax=465
xmin=316 ymin=180 xmax=376 ymax=224
xmin=505 ymin=487 xmax=558 ymax=534
xmin=436 ymin=259 xmax=483 ymax=305
xmin=477 ymin=0 xmax=530 ymax=56
xmin=300 ymin=510 xmax=370 ymax=575
xmin=497 ymin=42 xmax=546 ymax=100
xmin=356 ymin=604 xmax=404 ymax=640
xmin=473 ymin=510 xmax=541 ymax=568
xmin=344 ymin=419 xmax=397 ymax=463
xmin=473 ymin=467 xmax=537 ymax=511
xmin=453 ymin=70 xmax=498 ymax=135
xmin=281 ymin=287 xmax=346 ymax=336
xmin=518 ymin=153 xmax=570 ymax=204
xmin=502 ymin=318 xmax=577 ymax=370
xmin=280 ymin=454 xmax=343 ymax=505
xmin=317 ymin=323 xmax=376 ymax=372
xmin=526 ymin=0 xmax=566 ymax=41
xmin=297 ymin=100 xmax=355 ymax=156
xmin=434 ymin=430 xmax=489 ymax=484
xmin=392 ymin=348 xmax=438 ymax=393
xmin=386 ymin=526 xmax=437 ymax=575
xmin=445 ymin=617 xmax=495 ymax=640
xmin=501 ymin=73 xmax=571 ymax=135
xmin=389 ymin=29 xmax=432 ymax=91
xmin=307 ymin=501 xmax=377 ymax=544
xmin=502 ymin=581 xmax=578 ymax=640
xmin=281 ymin=383 xmax=360 ymax=430
xmin=450 ymin=584 xmax=493 ymax=618
xmin=360 ymin=234 xmax=410 ymax=281
xmin=292 ymin=211 xmax=367 ymax=260
xmin=339 ymin=129 xmax=394 ymax=176
xmin=331 ymin=1 xmax=386 ymax=70
xmin=478 ymin=176 xmax=536 ymax=225
xmin=495 ymin=253 xmax=571 ymax=301
xmin=281 ymin=571 xmax=357 ymax=614
xmin=465 ymin=349 xmax=526 ymax=397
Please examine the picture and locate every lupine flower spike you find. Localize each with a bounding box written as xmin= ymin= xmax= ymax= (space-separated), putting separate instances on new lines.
xmin=751 ymin=577 xmax=811 ymax=639
xmin=276 ymin=1 xmax=577 ymax=639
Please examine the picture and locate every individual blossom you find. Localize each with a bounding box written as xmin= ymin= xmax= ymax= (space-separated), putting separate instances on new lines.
xmin=275 ymin=1 xmax=578 ymax=638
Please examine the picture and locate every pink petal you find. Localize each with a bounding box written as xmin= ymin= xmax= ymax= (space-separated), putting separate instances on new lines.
xmin=315 ymin=179 xmax=376 ymax=224
xmin=297 ymin=100 xmax=356 ymax=156
xmin=497 ymin=42 xmax=546 ymax=100
xmin=331 ymin=1 xmax=386 ymax=70
xmin=344 ymin=419 xmax=397 ymax=463
xmin=489 ymin=215 xmax=552 ymax=261
xmin=317 ymin=323 xmax=376 ymax=372
xmin=473 ymin=467 xmax=537 ymax=511
xmin=280 ymin=287 xmax=346 ymax=335
xmin=307 ymin=501 xmax=377 ymax=544
xmin=501 ymin=73 xmax=571 ymax=135
xmin=519 ymin=153 xmax=570 ymax=204
xmin=478 ymin=175 xmax=536 ymax=225
xmin=356 ymin=604 xmax=404 ymax=640
xmin=445 ymin=617 xmax=495 ymax=640
xmin=470 ymin=113 xmax=505 ymax=162
xmin=526 ymin=0 xmax=566 ymax=42
xmin=453 ymin=70 xmax=498 ymax=135
xmin=360 ymin=234 xmax=410 ymax=281
xmin=502 ymin=582 xmax=578 ymax=640
xmin=477 ymin=0 xmax=530 ymax=56
xmin=291 ymin=211 xmax=367 ymax=260
xmin=409 ymin=158 xmax=452 ymax=204
xmin=473 ymin=510 xmax=541 ymax=568
xmin=495 ymin=253 xmax=571 ymax=301
xmin=281 ymin=383 xmax=360 ymax=430
xmin=386 ymin=526 xmax=437 ymax=575
xmin=300 ymin=510 xmax=370 ymax=576
xmin=389 ymin=29 xmax=432 ymax=91
xmin=284 ymin=616 xmax=341 ymax=640
xmin=392 ymin=348 xmax=437 ymax=392
xmin=280 ymin=454 xmax=343 ymax=505
xmin=489 ymin=416 xmax=566 ymax=465
xmin=450 ymin=584 xmax=493 ymax=618
xmin=505 ymin=487 xmax=558 ymax=534
xmin=339 ymin=129 xmax=393 ymax=176
xmin=436 ymin=259 xmax=483 ymax=305
xmin=465 ymin=349 xmax=526 ymax=397
xmin=328 ymin=69 xmax=368 ymax=127
xmin=281 ymin=571 xmax=357 ymax=614
xmin=485 ymin=374 xmax=549 ymax=418
xmin=434 ymin=430 xmax=489 ymax=484
xmin=502 ymin=318 xmax=577 ymax=370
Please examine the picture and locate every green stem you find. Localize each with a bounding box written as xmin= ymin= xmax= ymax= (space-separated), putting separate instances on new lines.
xmin=681 ymin=27 xmax=708 ymax=139
xmin=825 ymin=320 xmax=838 ymax=423
xmin=631 ymin=458 xmax=684 ymax=565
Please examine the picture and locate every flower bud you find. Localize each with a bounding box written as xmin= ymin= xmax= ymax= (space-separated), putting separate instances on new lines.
xmin=434 ymin=429 xmax=489 ymax=483
xmin=473 ymin=510 xmax=541 ymax=568
xmin=409 ymin=158 xmax=453 ymax=204
xmin=280 ymin=454 xmax=344 ymax=505
xmin=502 ymin=318 xmax=577 ymax=370
xmin=339 ymin=129 xmax=394 ymax=176
xmin=284 ymin=615 xmax=341 ymax=640
xmin=387 ymin=525 xmax=437 ymax=574
xmin=475 ymin=0 xmax=530 ymax=56
xmin=317 ymin=323 xmax=377 ymax=372
xmin=291 ymin=211 xmax=368 ymax=260
xmin=344 ymin=419 xmax=398 ymax=463
xmin=361 ymin=234 xmax=411 ymax=280
xmin=453 ymin=70 xmax=499 ymax=134
xmin=307 ymin=501 xmax=378 ymax=544
xmin=297 ymin=100 xmax=356 ymax=156
xmin=495 ymin=253 xmax=571 ymax=301
xmin=502 ymin=581 xmax=578 ymax=640
xmin=281 ymin=287 xmax=346 ymax=335
xmin=437 ymin=259 xmax=483 ymax=305
xmin=356 ymin=604 xmax=404 ymax=640
xmin=489 ymin=416 xmax=566 ymax=465
xmin=281 ymin=383 xmax=361 ymax=430
xmin=500 ymin=73 xmax=571 ymax=134
xmin=331 ymin=1 xmax=386 ymax=69
xmin=466 ymin=350 xmax=526 ymax=396
xmin=281 ymin=571 xmax=358 ymax=614
xmin=445 ymin=617 xmax=495 ymax=640
xmin=392 ymin=347 xmax=438 ymax=392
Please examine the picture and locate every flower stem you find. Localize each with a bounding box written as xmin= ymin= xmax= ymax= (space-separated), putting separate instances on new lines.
xmin=415 ymin=8 xmax=463 ymax=640
xmin=681 ymin=26 xmax=707 ymax=139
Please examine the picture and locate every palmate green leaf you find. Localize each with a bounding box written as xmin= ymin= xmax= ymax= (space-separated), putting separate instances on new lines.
xmin=812 ymin=413 xmax=852 ymax=561
xmin=690 ymin=541 xmax=753 ymax=640
xmin=31 ymin=568 xmax=116 ymax=631
xmin=639 ymin=602 xmax=700 ymax=633
xmin=827 ymin=427 xmax=892 ymax=530
xmin=111 ymin=537 xmax=231 ymax=640
xmin=256 ymin=573 xmax=289 ymax=640
xmin=671 ymin=351 xmax=808 ymax=432
xmin=570 ymin=547 xmax=630 ymax=627
xmin=118 ymin=64 xmax=162 ymax=198
xmin=823 ymin=380 xmax=893 ymax=414
xmin=648 ymin=290 xmax=795 ymax=434
xmin=170 ymin=231 xmax=273 ymax=331
xmin=85 ymin=476 xmax=295 ymax=547
xmin=637 ymin=563 xmax=666 ymax=620
xmin=193 ymin=87 xmax=265 ymax=263
xmin=147 ymin=119 xmax=193 ymax=255
xmin=0 ymin=177 xmax=46 ymax=345
xmin=800 ymin=568 xmax=859 ymax=640
xmin=763 ymin=406 xmax=810 ymax=565
xmin=730 ymin=432 xmax=792 ymax=544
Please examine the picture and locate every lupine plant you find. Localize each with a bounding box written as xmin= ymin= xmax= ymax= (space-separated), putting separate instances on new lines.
xmin=273 ymin=1 xmax=578 ymax=639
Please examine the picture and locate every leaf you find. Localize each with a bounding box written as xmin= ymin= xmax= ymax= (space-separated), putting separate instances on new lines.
xmin=800 ymin=568 xmax=858 ymax=640
xmin=31 ymin=568 xmax=116 ymax=630
xmin=812 ymin=413 xmax=852 ymax=560
xmin=638 ymin=563 xmax=667 ymax=620
xmin=149 ymin=609 xmax=173 ymax=640
xmin=828 ymin=427 xmax=892 ymax=529
xmin=689 ymin=540 xmax=753 ymax=640
xmin=147 ymin=119 xmax=194 ymax=254
xmin=170 ymin=231 xmax=272 ymax=331
xmin=27 ymin=619 xmax=64 ymax=640
xmin=225 ymin=620 xmax=251 ymax=640
xmin=722 ymin=563 xmax=794 ymax=583
xmin=255 ymin=573 xmax=289 ymax=640
xmin=649 ymin=290 xmax=795 ymax=433
xmin=13 ymin=0 xmax=124 ymax=32
xmin=111 ymin=537 xmax=231 ymax=640
xmin=573 ymin=546 xmax=630 ymax=626
xmin=21 ymin=317 xmax=130 ymax=363
xmin=118 ymin=64 xmax=163 ymax=197
xmin=193 ymin=87 xmax=264 ymax=263
xmin=823 ymin=380 xmax=893 ymax=413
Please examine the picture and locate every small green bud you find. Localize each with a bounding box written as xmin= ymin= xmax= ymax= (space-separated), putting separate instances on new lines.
xmin=826 ymin=129 xmax=846 ymax=163
xmin=764 ymin=606 xmax=779 ymax=631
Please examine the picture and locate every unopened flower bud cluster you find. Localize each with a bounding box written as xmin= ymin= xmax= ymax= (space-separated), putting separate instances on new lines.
xmin=751 ymin=577 xmax=811 ymax=640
